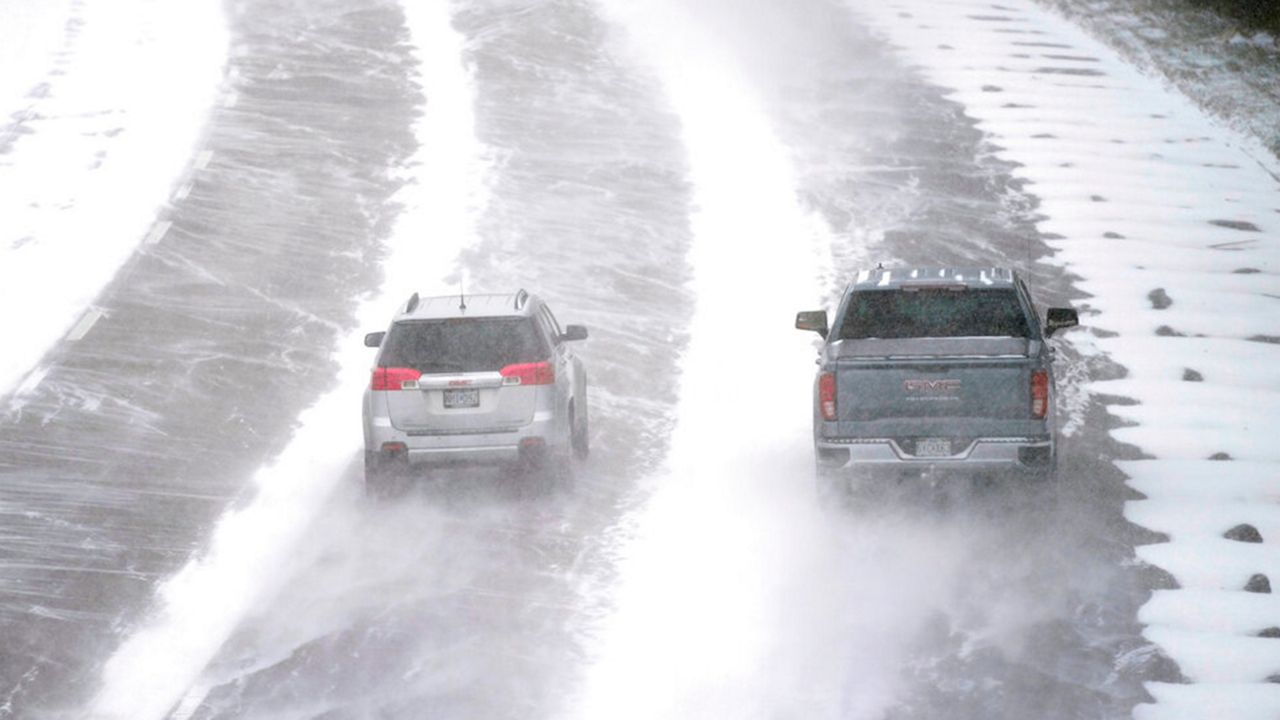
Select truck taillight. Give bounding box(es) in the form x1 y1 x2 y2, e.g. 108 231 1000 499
819 371 837 421
372 367 421 390
501 361 555 386
1031 370 1049 419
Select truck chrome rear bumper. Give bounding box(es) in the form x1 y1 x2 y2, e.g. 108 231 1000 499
817 435 1052 470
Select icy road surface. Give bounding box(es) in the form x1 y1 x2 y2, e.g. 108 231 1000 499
0 0 1276 719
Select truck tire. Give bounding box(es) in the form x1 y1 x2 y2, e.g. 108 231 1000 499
815 464 846 507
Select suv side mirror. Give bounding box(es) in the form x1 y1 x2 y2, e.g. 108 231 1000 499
795 310 828 339
1044 308 1078 338
364 331 385 348
561 325 588 342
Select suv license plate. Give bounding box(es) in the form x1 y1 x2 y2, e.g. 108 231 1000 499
916 438 952 457
443 388 480 409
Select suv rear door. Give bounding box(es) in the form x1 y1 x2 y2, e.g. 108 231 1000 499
378 317 548 432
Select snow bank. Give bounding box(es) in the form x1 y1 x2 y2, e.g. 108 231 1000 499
844 0 1280 715
0 0 229 399
0 0 74 121
84 3 489 717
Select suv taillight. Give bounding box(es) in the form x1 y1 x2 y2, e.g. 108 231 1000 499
501 361 554 386
372 367 421 391
1031 370 1049 419
819 371 837 421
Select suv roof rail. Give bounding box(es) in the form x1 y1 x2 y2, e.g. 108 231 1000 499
514 289 529 310
405 292 420 314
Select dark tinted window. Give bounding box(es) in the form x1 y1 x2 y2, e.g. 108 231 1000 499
838 288 1031 339
381 318 547 372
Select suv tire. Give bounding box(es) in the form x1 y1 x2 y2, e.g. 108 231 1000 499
364 452 405 499
571 401 590 460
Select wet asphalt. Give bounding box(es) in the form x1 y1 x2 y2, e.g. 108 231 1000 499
0 0 1179 718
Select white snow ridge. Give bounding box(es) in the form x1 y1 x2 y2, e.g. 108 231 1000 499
0 0 229 400
846 0 1280 718
84 2 489 717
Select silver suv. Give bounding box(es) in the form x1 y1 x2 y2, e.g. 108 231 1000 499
362 290 589 494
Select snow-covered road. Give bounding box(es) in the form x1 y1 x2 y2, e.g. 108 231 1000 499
0 0 227 399
851 1 1280 716
0 0 1276 718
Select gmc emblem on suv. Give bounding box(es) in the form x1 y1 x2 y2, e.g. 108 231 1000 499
904 379 962 393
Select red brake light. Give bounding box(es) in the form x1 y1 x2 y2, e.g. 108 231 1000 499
1031 370 1049 419
819 371 837 421
372 367 421 391
500 361 554 386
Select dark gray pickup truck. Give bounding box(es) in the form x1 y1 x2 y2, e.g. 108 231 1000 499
796 267 1078 494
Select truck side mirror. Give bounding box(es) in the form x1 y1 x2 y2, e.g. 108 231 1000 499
364 331 385 348
795 310 828 339
1044 308 1078 338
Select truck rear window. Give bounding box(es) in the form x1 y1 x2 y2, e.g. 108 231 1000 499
381 318 546 373
838 288 1031 339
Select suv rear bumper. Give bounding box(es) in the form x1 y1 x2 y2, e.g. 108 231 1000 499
367 412 564 467
816 435 1053 473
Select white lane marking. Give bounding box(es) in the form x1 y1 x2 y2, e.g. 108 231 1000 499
145 220 173 245
67 308 103 342
168 683 211 720
194 150 213 170
222 91 238 108
173 182 193 201
13 366 50 398
7 366 50 412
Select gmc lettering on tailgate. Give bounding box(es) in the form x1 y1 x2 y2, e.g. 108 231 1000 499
903 378 961 401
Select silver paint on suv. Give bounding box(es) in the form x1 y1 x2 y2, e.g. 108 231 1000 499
362 290 588 495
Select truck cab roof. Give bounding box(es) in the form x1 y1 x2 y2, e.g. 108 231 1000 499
848 267 1016 291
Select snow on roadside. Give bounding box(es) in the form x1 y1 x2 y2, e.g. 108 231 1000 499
0 0 228 400
83 4 490 718
1036 0 1280 161
845 0 1280 717
0 0 74 122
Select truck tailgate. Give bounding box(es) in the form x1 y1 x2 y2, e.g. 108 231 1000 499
832 337 1035 422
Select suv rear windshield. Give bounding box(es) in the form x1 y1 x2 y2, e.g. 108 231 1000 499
839 288 1031 339
381 318 547 373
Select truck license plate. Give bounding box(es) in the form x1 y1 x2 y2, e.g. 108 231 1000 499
443 388 480 409
916 438 952 457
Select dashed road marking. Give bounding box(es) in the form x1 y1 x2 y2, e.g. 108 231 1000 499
67 308 103 342
145 220 173 245
222 91 239 109
14 366 49 398
174 182 193 201
195 150 214 170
